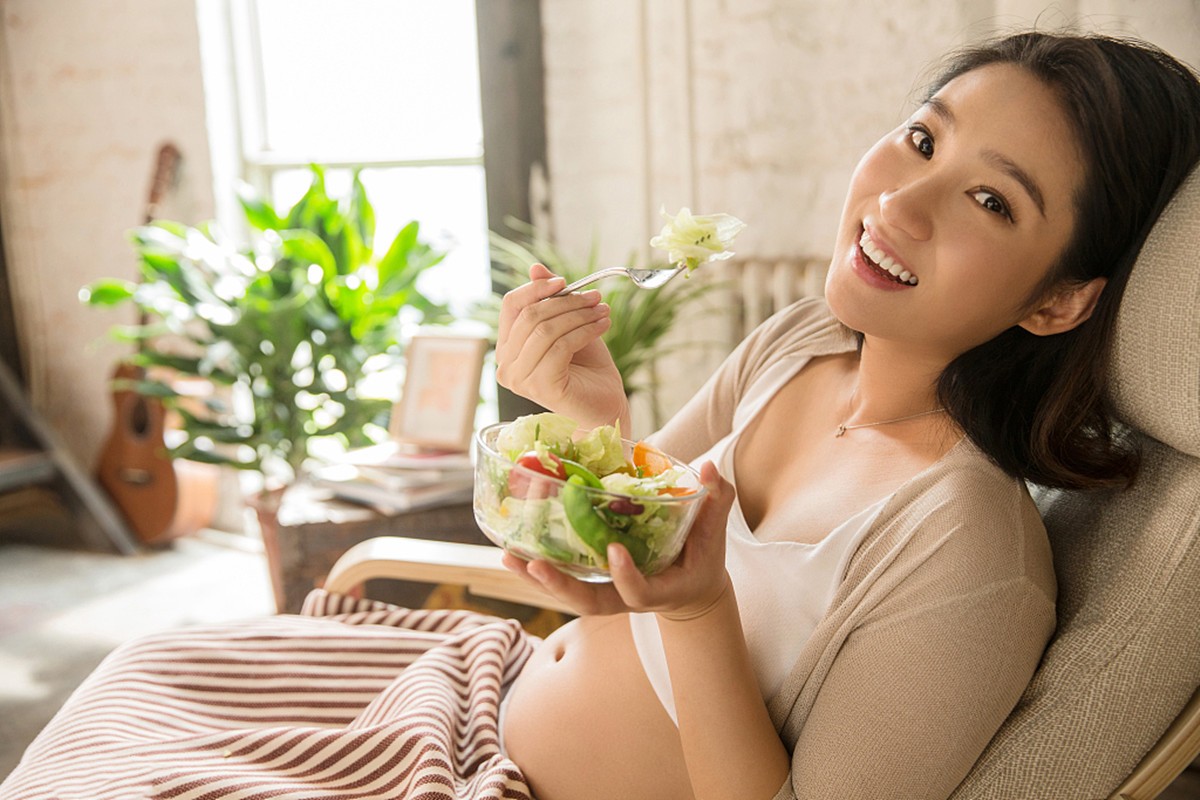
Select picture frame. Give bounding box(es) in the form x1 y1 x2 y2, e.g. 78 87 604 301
390 334 488 451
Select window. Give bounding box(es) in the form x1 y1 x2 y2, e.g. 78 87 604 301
228 0 490 318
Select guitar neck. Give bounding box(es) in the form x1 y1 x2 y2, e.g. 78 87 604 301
135 142 183 352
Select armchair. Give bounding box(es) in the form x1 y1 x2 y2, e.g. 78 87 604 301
323 167 1200 800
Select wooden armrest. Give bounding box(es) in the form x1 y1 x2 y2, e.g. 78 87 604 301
324 536 575 615
1111 686 1200 800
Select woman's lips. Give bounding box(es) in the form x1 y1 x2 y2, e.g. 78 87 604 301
851 232 914 292
859 228 918 285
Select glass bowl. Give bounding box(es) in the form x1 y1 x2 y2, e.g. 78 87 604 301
472 422 707 583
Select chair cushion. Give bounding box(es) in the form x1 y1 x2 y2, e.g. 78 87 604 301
950 438 1200 798
1109 166 1200 457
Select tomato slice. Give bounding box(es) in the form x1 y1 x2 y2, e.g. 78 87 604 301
633 441 672 477
516 451 567 479
507 451 567 499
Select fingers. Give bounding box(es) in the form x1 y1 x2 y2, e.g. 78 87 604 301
498 265 565 342
699 461 735 514
675 462 734 563
497 290 611 392
529 263 556 281
515 556 627 616
607 543 658 607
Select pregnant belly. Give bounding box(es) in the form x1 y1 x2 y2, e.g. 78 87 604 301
503 613 695 800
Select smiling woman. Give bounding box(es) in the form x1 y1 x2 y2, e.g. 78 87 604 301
825 62 1093 394
4 29 1200 800
493 31 1200 800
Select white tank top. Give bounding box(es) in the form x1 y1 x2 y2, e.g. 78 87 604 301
628 361 891 725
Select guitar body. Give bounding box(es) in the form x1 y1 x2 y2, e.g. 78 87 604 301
96 362 179 545
93 141 219 547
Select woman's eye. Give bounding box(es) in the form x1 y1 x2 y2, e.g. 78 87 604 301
908 127 934 159
972 189 1013 220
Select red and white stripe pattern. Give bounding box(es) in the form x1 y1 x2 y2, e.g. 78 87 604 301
1 590 537 800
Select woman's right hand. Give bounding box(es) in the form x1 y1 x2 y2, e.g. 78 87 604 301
496 263 630 431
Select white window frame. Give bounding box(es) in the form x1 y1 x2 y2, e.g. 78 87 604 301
220 0 486 226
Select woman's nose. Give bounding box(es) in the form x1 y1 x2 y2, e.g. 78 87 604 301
878 183 934 242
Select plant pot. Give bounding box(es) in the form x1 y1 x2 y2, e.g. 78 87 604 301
247 485 289 613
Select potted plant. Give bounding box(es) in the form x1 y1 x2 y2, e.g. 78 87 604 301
82 165 452 585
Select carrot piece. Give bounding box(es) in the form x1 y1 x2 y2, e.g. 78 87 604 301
657 486 696 497
633 441 673 477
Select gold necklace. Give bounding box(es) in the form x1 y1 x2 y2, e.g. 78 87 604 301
835 390 947 437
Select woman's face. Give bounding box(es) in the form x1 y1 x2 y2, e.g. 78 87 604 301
824 63 1085 360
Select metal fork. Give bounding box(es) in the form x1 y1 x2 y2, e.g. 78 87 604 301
546 266 684 298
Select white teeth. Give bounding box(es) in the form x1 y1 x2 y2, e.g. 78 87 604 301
859 228 917 286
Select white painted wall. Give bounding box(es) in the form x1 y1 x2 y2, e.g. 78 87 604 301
0 0 214 468
539 0 1200 437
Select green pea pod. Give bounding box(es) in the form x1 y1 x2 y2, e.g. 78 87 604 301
563 475 613 558
608 525 651 568
562 476 651 567
560 458 603 489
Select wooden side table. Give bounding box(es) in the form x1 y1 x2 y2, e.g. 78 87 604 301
263 484 491 613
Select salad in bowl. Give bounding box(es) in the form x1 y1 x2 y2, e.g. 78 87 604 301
473 413 707 582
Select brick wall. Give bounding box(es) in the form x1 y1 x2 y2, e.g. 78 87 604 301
0 0 214 468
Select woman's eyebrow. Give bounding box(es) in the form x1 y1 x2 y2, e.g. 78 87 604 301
922 96 1048 218
982 150 1047 217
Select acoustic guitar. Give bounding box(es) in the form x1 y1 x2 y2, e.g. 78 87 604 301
95 143 184 545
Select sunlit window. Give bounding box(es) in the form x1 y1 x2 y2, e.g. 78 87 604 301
232 0 489 317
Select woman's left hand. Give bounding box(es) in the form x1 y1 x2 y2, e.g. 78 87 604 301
501 461 736 618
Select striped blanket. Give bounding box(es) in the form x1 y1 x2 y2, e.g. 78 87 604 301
1 590 538 800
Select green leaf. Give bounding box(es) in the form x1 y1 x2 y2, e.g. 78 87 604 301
381 247 445 299
349 169 376 256
129 351 238 384
237 183 285 231
279 229 337 278
138 251 184 284
111 377 181 398
81 279 136 307
172 444 257 469
376 221 419 286
285 164 332 231
129 222 188 256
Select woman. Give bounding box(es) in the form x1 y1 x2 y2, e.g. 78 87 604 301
4 31 1199 800
492 31 1200 800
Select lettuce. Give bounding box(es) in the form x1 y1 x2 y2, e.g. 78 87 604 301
497 412 578 460
574 420 626 476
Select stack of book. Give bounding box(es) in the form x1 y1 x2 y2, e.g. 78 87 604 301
311 442 474 514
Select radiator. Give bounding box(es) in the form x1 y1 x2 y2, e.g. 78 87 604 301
730 256 829 342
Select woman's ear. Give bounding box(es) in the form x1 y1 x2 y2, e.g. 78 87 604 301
1018 277 1108 336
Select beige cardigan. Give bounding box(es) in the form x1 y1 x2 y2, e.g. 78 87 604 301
647 299 1057 800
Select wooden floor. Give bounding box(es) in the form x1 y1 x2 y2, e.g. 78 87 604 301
0 535 273 778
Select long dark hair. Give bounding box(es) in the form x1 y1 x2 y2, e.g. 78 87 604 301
926 32 1200 491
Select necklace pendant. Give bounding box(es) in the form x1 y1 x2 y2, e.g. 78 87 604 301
835 424 847 438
